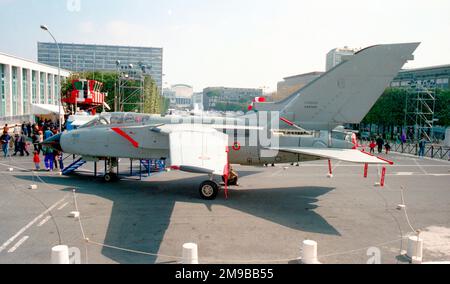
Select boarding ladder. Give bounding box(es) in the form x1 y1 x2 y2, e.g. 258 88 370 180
140 159 166 173
62 158 87 175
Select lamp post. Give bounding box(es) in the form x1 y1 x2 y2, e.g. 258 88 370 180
40 25 62 133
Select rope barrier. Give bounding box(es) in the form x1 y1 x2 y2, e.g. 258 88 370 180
0 159 434 264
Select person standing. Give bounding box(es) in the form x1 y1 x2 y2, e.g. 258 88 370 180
20 133 30 156
3 124 9 134
33 151 41 171
43 146 54 171
44 128 53 140
369 140 377 154
26 123 32 138
21 122 27 137
14 124 21 136
419 136 427 158
376 136 384 154
1 131 11 158
31 131 39 153
38 131 44 155
385 141 392 155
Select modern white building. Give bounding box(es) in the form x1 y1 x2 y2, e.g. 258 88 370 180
0 52 70 124
326 46 360 71
163 84 193 109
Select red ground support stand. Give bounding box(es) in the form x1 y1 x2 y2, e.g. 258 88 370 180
380 167 387 187
328 160 333 176
364 163 369 178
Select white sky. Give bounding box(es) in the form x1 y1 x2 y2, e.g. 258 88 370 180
1 0 449 92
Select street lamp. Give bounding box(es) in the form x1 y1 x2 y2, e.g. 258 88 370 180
40 24 62 133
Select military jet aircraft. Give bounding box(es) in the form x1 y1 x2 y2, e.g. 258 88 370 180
43 43 420 200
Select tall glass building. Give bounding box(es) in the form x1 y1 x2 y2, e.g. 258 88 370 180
37 42 163 94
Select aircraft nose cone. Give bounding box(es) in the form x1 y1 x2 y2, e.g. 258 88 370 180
42 133 63 152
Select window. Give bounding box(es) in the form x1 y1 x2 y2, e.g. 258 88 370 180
48 75 52 104
22 69 28 114
40 72 45 104
12 67 18 116
32 71 37 104
0 64 5 117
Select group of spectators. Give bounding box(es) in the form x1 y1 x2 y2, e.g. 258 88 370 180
0 120 64 171
367 133 429 158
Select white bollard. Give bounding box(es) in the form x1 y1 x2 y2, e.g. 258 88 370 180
397 204 406 211
182 243 199 264
69 211 80 219
407 236 423 264
301 240 320 264
51 245 70 264
29 185 38 190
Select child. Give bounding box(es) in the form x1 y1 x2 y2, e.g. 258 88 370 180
43 146 54 171
385 142 391 155
369 140 377 155
33 151 41 171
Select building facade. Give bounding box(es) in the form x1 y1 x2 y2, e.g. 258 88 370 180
326 46 360 71
37 42 163 94
203 87 263 111
275 72 324 102
0 52 70 124
390 64 450 89
192 92 204 110
163 84 193 109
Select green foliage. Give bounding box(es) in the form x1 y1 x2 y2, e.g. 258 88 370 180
435 89 450 126
362 88 450 127
214 102 247 112
206 91 221 97
62 71 165 114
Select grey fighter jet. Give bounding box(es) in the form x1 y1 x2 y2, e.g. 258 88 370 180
43 43 420 200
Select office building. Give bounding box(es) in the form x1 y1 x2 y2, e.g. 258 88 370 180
163 84 193 109
326 46 360 71
275 72 324 102
37 42 163 93
391 64 450 89
192 92 204 110
0 52 70 124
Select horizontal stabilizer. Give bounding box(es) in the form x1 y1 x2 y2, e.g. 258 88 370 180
269 147 391 164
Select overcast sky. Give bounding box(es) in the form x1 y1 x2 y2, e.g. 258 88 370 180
1 0 449 92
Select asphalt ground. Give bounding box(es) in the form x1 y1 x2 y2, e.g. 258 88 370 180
0 152 449 264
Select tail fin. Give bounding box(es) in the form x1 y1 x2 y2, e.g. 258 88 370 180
255 43 420 130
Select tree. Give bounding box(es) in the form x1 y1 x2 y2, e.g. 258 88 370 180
62 71 166 114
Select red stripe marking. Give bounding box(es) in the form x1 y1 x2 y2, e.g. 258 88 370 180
280 117 295 126
112 128 139 148
360 150 394 165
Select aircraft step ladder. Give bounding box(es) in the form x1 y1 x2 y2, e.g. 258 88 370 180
140 159 166 173
62 158 87 175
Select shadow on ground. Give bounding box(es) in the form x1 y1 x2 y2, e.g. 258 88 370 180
16 172 339 263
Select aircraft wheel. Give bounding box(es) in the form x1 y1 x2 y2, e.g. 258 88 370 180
103 173 117 182
199 181 219 200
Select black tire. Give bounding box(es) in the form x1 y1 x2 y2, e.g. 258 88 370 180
103 173 116 182
199 181 219 200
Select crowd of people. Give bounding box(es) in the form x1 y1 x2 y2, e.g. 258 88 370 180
0 120 64 171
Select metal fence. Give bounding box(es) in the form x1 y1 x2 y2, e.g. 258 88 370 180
392 143 450 161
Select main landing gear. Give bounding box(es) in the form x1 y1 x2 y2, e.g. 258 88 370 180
103 158 119 182
200 168 239 200
199 181 220 200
